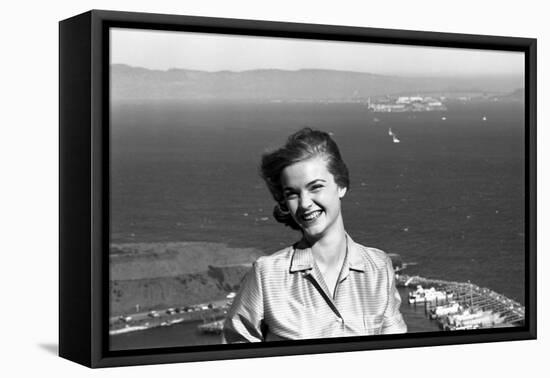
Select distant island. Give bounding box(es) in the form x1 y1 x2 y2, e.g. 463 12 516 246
367 95 447 113
111 64 524 103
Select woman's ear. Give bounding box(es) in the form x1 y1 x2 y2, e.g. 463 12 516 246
338 186 347 199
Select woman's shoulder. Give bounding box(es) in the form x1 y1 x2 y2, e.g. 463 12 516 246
349 239 393 270
253 245 295 273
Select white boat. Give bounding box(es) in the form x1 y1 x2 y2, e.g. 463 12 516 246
430 302 462 319
444 311 505 330
444 323 481 331
408 286 452 304
459 312 505 327
388 128 400 143
445 309 492 326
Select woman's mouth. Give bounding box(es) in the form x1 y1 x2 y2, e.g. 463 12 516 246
301 210 323 222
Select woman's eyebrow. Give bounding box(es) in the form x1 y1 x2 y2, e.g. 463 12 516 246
306 179 327 187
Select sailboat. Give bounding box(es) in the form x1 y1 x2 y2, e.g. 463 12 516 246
389 128 400 143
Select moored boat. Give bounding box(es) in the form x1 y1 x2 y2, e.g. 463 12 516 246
429 301 462 319
408 285 453 304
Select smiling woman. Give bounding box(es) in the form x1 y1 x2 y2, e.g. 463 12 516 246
223 128 407 342
281 157 347 246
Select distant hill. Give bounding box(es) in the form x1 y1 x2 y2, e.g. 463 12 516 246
110 265 251 315
110 241 263 280
109 241 262 315
111 64 524 102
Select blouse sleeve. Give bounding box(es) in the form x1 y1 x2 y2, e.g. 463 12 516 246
222 261 265 343
381 255 408 334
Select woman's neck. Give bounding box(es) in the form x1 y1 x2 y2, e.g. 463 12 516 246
306 222 347 269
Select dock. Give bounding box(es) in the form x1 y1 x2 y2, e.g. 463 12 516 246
397 274 525 330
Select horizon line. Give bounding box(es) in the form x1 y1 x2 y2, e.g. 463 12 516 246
110 63 525 79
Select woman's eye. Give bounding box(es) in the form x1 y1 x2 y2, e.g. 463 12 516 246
285 192 298 199
311 185 324 191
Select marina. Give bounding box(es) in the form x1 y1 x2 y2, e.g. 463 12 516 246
397 274 525 331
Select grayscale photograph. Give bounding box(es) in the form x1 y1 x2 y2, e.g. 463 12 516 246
108 28 525 350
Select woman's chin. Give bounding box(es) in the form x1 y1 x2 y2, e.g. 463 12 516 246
301 224 326 240
300 216 344 242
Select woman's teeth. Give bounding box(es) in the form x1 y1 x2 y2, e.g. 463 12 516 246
302 210 322 221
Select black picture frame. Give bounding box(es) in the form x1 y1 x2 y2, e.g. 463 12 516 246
59 9 536 368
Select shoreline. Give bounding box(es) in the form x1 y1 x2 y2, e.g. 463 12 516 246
110 274 525 337
109 298 230 336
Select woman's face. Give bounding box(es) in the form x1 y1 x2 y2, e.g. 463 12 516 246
281 156 347 241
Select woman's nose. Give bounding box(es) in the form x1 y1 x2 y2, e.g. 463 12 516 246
299 193 313 209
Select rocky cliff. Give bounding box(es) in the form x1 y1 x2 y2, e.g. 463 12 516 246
109 242 261 315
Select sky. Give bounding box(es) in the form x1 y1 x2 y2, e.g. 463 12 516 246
110 27 524 77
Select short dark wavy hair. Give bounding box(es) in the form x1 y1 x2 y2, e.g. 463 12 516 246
260 127 350 230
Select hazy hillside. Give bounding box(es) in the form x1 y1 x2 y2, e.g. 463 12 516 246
111 64 524 102
109 242 262 315
110 265 251 315
110 241 263 280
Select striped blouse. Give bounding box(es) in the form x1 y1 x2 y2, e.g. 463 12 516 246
223 234 407 342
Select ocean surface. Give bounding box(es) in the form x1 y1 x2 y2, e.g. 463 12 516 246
110 100 526 306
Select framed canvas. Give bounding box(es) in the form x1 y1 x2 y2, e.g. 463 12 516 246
59 9 536 368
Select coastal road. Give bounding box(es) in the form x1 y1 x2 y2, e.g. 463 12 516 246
110 299 230 330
